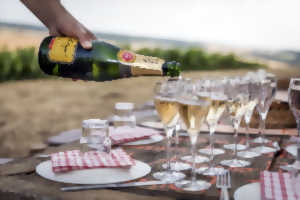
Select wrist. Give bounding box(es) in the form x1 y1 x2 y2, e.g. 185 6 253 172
43 0 67 29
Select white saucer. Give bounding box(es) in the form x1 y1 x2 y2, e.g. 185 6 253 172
36 160 151 185
48 129 81 145
122 134 164 146
234 182 261 200
285 144 297 157
139 121 164 130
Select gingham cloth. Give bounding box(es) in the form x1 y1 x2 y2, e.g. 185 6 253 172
260 171 299 200
110 126 160 145
51 148 135 173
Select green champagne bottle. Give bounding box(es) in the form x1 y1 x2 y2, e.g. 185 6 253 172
38 36 181 81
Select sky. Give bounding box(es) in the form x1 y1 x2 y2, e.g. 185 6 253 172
0 0 300 50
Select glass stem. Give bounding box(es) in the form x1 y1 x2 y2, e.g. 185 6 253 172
297 120 300 147
191 142 197 183
209 126 215 168
174 124 180 165
245 122 250 148
165 127 174 173
260 118 266 148
234 127 238 161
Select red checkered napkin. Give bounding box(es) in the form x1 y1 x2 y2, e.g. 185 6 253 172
51 148 135 173
109 126 160 145
260 171 299 200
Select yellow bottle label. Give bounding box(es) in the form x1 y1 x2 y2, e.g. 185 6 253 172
48 37 78 63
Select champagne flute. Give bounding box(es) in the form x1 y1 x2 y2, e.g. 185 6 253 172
162 78 192 171
180 80 210 164
238 78 261 158
175 80 212 191
197 79 226 175
284 78 300 170
152 79 185 183
221 78 251 168
252 73 277 154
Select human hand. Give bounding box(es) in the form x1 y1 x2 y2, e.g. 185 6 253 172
21 0 96 49
47 11 96 49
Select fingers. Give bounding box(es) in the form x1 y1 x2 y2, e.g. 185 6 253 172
48 27 62 36
77 26 96 49
87 29 97 40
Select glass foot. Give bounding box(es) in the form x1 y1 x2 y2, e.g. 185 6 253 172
174 179 211 191
199 148 225 156
238 150 261 158
252 137 270 144
251 146 276 154
280 161 300 171
162 162 191 171
152 171 185 183
178 131 189 137
181 155 209 163
220 159 250 168
196 166 225 176
224 144 247 151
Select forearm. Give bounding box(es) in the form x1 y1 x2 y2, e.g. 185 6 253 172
20 0 68 29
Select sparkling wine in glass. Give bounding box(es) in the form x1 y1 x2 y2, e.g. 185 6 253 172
152 80 185 183
175 82 212 191
197 81 227 176
162 78 192 171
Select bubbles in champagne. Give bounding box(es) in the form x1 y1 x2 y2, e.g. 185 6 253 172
177 100 210 144
226 101 248 123
154 96 179 127
244 100 258 123
206 99 227 127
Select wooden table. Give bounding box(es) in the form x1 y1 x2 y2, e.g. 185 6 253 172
0 130 295 200
0 96 296 200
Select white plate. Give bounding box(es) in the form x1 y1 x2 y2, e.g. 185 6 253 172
36 160 151 185
139 121 164 130
234 182 261 200
48 129 81 145
286 144 297 157
122 134 164 146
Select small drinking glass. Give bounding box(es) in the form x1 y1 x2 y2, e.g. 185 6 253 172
87 119 111 153
113 102 136 128
80 119 90 153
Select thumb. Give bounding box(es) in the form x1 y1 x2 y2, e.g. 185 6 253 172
79 37 92 49
77 28 93 49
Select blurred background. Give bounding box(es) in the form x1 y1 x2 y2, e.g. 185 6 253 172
0 0 299 157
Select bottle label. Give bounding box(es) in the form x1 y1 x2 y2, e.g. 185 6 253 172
130 54 164 76
48 37 78 63
117 50 136 63
118 50 164 76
